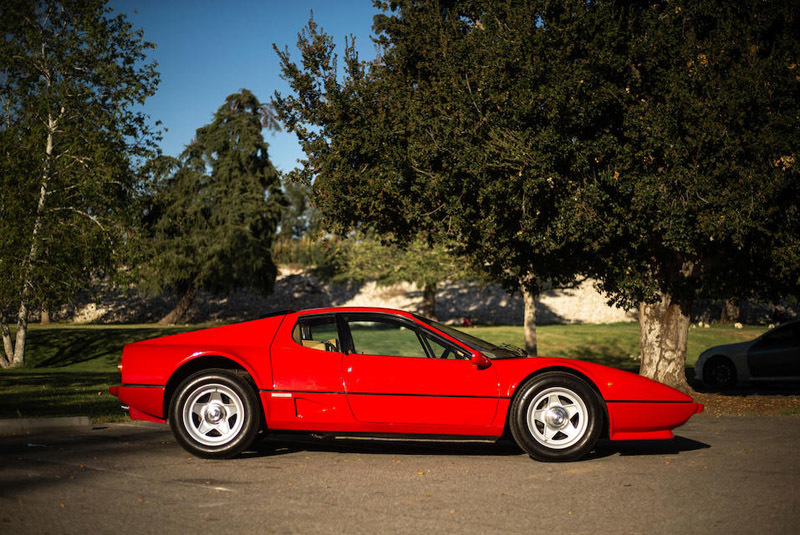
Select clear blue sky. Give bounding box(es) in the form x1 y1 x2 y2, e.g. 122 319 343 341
111 0 379 174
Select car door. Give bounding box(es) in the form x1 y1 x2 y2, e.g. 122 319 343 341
340 313 499 426
747 322 800 378
268 313 352 428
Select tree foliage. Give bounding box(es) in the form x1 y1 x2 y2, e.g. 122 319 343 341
0 0 159 367
278 180 320 239
273 1 800 390
336 233 478 320
140 90 284 324
272 6 587 356
273 6 583 290
563 1 800 390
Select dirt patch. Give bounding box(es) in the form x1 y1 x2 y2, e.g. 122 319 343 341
693 391 800 417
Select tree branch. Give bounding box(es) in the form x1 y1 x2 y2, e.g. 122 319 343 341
50 207 107 232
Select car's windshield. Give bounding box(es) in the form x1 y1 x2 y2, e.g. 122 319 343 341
413 314 526 359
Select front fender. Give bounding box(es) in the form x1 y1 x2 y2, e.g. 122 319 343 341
500 357 694 402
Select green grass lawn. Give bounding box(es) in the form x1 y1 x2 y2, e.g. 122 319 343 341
0 324 209 422
0 321 768 421
470 322 767 371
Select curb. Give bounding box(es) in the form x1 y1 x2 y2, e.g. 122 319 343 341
0 416 92 435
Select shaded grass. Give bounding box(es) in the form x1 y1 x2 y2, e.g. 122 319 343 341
0 322 770 421
1 324 211 421
22 323 212 370
0 371 123 421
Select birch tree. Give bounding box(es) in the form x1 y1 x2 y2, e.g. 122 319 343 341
0 0 159 368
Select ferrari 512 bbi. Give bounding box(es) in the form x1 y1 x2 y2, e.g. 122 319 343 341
109 307 703 461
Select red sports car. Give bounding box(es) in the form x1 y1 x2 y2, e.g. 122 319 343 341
109 307 703 461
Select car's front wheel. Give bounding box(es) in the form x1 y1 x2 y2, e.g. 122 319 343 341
509 372 603 462
169 369 260 458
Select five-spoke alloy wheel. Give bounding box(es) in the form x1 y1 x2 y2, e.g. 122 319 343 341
510 372 603 461
170 369 260 458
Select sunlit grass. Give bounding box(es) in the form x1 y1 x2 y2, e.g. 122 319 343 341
465 323 767 371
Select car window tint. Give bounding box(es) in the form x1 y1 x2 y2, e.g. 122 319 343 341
348 320 427 358
783 323 800 342
292 316 340 352
763 322 800 344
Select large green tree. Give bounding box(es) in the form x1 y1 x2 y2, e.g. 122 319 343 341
274 1 800 391
273 8 585 356
577 0 800 390
141 90 284 324
481 0 800 390
0 0 159 368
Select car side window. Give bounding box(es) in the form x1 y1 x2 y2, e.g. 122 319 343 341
761 323 800 345
347 319 427 358
423 333 471 360
292 316 340 352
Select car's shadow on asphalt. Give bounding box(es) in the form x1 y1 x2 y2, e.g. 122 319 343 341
246 434 525 458
588 435 710 459
243 433 710 461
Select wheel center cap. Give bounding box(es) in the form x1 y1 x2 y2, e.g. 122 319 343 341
205 404 225 424
546 407 569 428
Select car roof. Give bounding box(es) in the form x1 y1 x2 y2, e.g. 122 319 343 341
294 306 416 319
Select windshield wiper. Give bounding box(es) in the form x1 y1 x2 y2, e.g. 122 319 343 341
500 343 527 357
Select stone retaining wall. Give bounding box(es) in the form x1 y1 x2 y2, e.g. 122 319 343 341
57 267 795 325
61 268 635 325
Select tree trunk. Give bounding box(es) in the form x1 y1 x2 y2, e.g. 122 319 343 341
421 283 437 321
0 318 13 369
638 292 693 393
719 298 740 324
522 285 538 356
13 302 29 366
40 306 51 325
158 287 198 325
10 111 58 368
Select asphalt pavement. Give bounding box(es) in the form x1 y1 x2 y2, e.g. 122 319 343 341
1 414 798 534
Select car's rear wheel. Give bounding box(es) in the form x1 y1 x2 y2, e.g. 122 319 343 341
704 357 736 389
169 369 260 458
510 372 603 462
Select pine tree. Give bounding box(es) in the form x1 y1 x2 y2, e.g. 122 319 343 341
142 90 285 324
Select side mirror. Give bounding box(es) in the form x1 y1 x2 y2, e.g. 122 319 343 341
471 352 491 370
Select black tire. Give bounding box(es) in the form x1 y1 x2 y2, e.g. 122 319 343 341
169 369 260 458
509 372 603 462
703 357 737 389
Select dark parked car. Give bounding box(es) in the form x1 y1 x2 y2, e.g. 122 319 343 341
695 321 800 388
